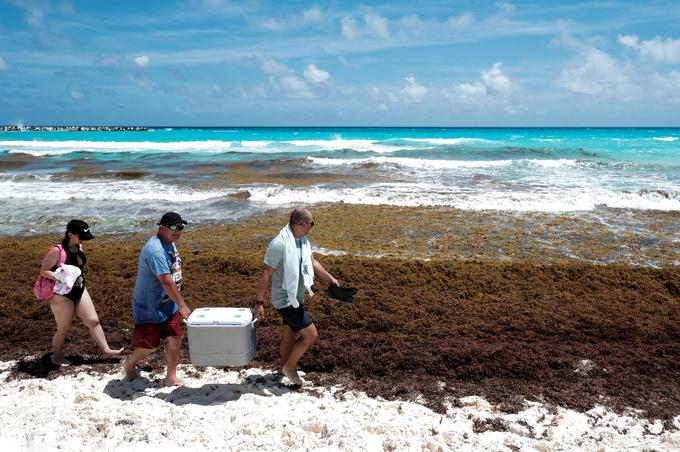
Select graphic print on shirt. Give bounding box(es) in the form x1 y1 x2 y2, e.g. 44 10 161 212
169 243 182 291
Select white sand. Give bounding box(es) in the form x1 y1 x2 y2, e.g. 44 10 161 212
1 360 679 452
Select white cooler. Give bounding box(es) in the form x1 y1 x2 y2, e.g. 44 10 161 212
186 307 256 367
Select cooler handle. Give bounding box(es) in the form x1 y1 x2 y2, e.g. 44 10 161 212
250 307 259 327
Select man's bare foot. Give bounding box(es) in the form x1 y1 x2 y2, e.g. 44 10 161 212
281 366 303 385
165 376 185 387
123 358 141 382
103 347 124 359
50 354 71 366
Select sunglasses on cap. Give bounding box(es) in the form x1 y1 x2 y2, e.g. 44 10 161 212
163 223 185 231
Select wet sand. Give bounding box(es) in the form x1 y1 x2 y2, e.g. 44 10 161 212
2 204 680 424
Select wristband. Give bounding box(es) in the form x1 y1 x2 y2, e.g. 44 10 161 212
253 300 264 306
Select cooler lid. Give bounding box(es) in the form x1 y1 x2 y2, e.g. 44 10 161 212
187 307 253 326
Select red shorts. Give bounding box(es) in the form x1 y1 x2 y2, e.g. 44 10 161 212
131 311 184 349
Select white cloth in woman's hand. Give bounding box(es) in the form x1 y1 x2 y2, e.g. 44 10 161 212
53 264 82 295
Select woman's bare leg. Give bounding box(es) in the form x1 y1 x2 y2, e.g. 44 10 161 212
75 288 123 357
49 295 75 364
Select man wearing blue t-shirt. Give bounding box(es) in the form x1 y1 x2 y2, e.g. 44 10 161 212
124 212 191 386
255 208 339 385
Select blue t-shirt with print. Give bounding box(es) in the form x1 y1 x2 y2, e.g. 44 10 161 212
132 236 182 324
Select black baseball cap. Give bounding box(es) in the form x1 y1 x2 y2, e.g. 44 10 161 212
157 212 188 227
66 219 95 240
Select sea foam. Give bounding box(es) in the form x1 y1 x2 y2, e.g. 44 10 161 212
306 156 513 169
2 140 234 155
245 183 680 212
286 139 397 153
1 165 676 214
0 178 232 202
400 137 495 145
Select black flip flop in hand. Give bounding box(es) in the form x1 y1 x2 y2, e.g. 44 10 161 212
327 284 358 302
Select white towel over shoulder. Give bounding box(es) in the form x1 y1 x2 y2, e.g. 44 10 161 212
53 264 82 295
278 225 314 308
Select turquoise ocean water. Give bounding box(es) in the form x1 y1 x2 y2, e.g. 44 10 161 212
0 127 679 236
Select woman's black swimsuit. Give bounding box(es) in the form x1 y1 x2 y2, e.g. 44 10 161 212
52 248 87 302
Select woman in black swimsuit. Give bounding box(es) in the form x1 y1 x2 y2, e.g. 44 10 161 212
38 220 123 365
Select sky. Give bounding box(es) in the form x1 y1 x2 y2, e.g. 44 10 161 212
1 0 680 127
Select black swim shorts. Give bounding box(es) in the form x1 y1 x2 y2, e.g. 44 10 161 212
277 303 314 332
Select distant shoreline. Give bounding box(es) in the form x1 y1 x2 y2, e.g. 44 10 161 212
0 125 148 131
2 125 679 130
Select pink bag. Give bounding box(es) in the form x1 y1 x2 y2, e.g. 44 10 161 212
33 244 67 300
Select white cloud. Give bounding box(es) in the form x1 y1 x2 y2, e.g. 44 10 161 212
618 34 680 64
134 55 150 67
95 53 157 91
558 48 634 97
449 12 474 28
365 13 390 39
211 84 223 95
453 81 487 100
261 59 286 74
127 71 155 91
97 55 122 69
303 5 323 22
304 64 330 83
260 59 312 98
233 85 268 99
26 7 45 27
447 62 516 103
255 17 287 32
0 56 9 71
488 2 519 30
341 13 390 40
400 75 427 103
651 71 680 103
398 15 425 37
495 2 516 15
338 56 351 67
57 2 75 15
618 35 639 48
341 16 361 39
233 86 247 98
481 62 512 95
256 5 323 32
280 75 312 98
201 0 224 7
69 89 84 100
